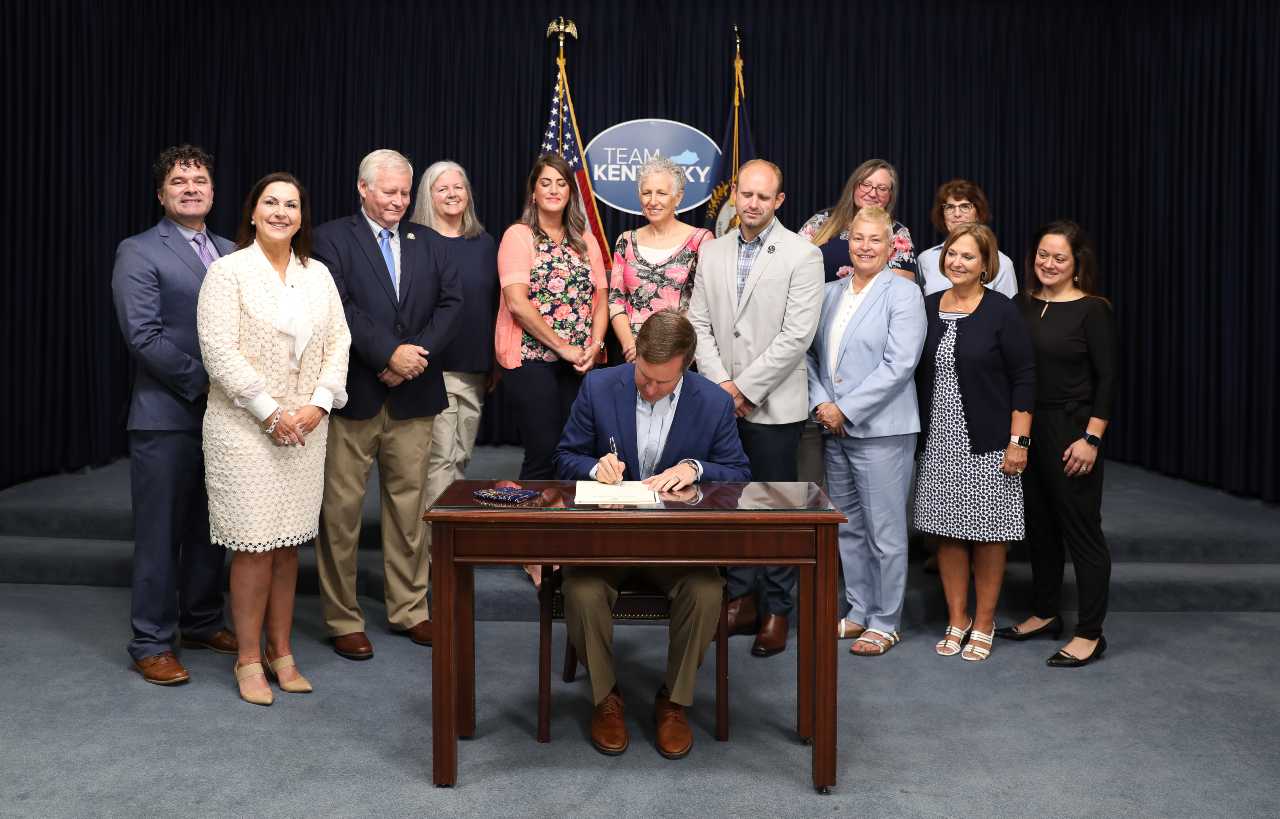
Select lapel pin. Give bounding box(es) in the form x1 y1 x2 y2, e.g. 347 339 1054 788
406 232 415 240
767 245 776 254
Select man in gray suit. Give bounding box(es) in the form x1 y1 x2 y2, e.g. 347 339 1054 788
111 145 237 685
687 159 824 657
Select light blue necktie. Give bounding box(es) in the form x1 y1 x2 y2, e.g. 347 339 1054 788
378 228 397 295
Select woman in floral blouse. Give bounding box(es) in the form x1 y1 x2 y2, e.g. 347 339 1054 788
495 153 608 482
798 158 917 283
607 157 713 361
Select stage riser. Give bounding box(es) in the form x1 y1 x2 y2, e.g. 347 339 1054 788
4 537 1278 618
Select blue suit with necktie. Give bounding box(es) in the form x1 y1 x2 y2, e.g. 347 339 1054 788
551 362 750 709
112 217 235 661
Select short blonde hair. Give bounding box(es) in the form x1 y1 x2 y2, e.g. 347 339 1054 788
847 206 893 240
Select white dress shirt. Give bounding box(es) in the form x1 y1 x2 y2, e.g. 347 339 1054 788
826 270 883 383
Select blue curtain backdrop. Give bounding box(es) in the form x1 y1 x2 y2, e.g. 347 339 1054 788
2 0 1276 501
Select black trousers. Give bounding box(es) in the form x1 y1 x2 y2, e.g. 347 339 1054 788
128 430 227 660
726 419 805 615
504 360 583 480
1023 407 1111 639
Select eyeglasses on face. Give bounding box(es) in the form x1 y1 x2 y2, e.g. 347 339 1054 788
942 202 975 215
857 181 892 196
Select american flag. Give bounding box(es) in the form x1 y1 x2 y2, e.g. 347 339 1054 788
540 62 611 271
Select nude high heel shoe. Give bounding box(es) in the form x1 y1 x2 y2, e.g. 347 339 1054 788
265 655 314 693
234 662 274 706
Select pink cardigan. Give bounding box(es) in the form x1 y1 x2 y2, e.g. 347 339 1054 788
494 223 606 370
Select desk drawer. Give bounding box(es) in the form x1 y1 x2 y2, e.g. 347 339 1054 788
448 525 817 563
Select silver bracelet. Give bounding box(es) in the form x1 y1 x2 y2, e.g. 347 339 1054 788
264 410 282 436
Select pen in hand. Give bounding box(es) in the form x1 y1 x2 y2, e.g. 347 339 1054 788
599 436 624 485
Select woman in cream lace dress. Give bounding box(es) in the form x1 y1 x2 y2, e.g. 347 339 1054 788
197 172 350 705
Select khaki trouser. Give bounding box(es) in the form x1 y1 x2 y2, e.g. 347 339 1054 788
562 566 723 707
317 403 434 636
423 372 487 542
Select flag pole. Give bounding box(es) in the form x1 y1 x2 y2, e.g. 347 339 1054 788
546 17 578 155
732 24 744 187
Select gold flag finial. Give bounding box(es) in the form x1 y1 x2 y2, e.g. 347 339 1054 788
546 17 578 65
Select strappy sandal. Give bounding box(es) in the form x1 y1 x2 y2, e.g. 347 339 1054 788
850 629 900 656
935 619 973 657
961 628 994 662
234 661 273 706
837 618 866 640
264 654 313 693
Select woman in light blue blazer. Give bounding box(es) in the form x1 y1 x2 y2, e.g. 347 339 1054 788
806 207 927 656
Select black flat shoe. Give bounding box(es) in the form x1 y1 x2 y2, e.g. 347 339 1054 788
995 617 1063 641
1046 636 1107 668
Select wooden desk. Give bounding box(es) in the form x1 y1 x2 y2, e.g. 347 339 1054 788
425 480 846 793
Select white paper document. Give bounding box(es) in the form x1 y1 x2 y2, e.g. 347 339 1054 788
574 480 660 505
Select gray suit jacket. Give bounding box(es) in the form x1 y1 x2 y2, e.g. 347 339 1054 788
806 270 926 438
112 218 236 431
687 219 824 425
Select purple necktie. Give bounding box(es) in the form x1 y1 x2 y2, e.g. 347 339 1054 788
192 233 216 268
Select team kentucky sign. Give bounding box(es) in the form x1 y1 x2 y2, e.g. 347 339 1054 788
583 119 721 215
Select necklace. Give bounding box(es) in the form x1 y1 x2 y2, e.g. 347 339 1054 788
944 288 984 314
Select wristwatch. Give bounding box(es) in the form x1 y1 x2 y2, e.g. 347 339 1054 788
1009 435 1031 448
1083 432 1102 447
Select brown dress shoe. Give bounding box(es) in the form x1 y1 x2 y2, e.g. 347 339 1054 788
134 651 190 685
725 594 759 636
654 688 692 759
591 689 629 755
396 620 432 646
181 629 238 655
751 613 789 657
332 632 374 661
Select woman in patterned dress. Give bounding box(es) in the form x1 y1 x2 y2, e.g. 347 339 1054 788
798 158 918 283
197 173 351 704
912 224 1034 662
494 154 608 586
607 156 713 361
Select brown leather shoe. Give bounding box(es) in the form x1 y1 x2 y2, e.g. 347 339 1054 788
395 620 432 646
590 689 629 755
133 651 190 685
332 632 374 661
654 687 692 759
181 629 238 655
725 594 759 636
751 613 789 657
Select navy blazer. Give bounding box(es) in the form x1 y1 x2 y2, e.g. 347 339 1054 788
312 214 463 420
916 290 1035 454
112 218 236 431
553 363 752 483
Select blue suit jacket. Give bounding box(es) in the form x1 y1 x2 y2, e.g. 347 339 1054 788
805 269 927 438
553 364 752 482
112 218 236 431
312 214 463 420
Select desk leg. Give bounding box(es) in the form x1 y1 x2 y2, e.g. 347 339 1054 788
432 524 457 786
797 564 814 743
458 565 475 738
813 523 839 793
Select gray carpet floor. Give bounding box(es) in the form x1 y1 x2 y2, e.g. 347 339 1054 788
2 584 1278 818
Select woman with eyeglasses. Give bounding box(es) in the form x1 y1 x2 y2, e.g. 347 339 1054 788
798 159 918 283
999 220 1117 668
918 179 1018 298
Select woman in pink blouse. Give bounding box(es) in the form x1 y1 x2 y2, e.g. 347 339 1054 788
607 156 713 362
495 153 608 483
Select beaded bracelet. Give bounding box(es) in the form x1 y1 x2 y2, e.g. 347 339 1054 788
264 409 282 436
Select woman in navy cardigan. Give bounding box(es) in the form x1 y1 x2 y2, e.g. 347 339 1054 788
912 224 1034 662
